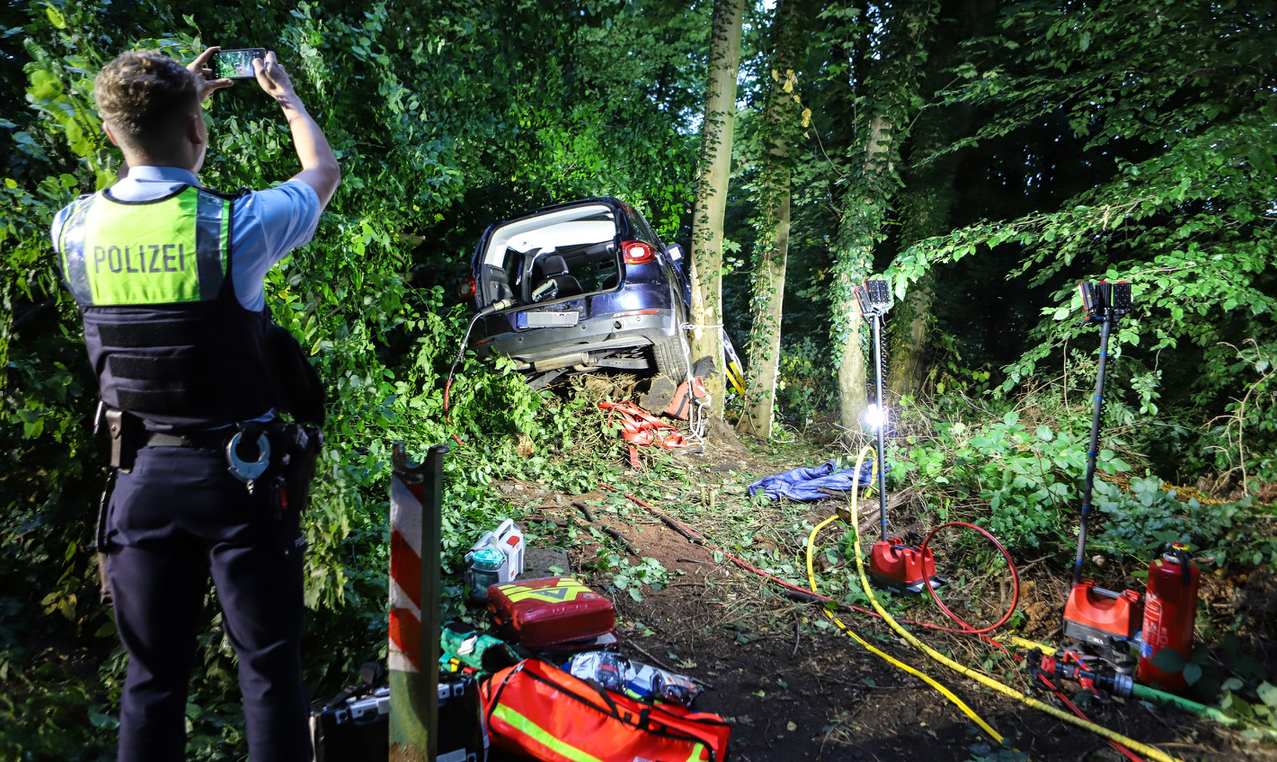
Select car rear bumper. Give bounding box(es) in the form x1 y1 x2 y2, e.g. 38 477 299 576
470 308 680 371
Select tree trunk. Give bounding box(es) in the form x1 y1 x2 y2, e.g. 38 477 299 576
828 0 939 439
740 0 804 440
834 113 892 437
887 274 936 395
689 0 745 420
741 184 790 438
888 0 982 397
888 118 953 396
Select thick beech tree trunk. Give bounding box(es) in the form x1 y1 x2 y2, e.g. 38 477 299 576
888 118 953 397
888 274 936 395
740 0 804 439
689 0 745 420
741 189 790 438
830 0 939 439
835 114 892 436
889 0 987 396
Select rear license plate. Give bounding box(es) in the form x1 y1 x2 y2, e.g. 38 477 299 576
517 311 579 329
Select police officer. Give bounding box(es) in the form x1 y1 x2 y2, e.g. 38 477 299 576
51 46 340 762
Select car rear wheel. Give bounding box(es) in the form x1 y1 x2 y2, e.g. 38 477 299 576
652 335 691 382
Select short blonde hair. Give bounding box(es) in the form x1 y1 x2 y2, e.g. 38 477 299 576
93 50 198 147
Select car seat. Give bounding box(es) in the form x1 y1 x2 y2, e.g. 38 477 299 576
531 254 583 302
485 265 516 303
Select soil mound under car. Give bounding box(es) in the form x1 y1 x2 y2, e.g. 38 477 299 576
466 197 694 390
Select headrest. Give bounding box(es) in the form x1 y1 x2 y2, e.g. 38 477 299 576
534 254 569 278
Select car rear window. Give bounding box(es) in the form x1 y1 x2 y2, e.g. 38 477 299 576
480 203 624 304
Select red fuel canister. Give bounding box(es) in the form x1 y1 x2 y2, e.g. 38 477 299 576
1137 543 1200 691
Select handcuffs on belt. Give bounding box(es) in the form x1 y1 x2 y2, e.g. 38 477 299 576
226 429 271 491
98 405 320 501
227 422 323 510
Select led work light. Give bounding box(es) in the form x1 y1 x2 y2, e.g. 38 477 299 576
856 277 945 595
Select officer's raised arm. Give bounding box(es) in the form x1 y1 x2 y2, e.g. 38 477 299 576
252 50 341 209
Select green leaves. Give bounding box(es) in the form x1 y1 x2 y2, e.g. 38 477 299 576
1096 477 1272 570
875 0 1277 484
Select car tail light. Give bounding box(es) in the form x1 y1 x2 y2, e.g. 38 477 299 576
621 240 655 264
458 276 476 300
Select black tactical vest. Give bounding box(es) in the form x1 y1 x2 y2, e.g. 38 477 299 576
56 185 278 431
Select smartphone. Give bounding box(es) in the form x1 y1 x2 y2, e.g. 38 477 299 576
212 48 266 80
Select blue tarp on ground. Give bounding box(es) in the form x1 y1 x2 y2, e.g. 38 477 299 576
747 460 883 502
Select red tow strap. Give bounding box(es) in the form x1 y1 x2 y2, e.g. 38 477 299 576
598 400 691 451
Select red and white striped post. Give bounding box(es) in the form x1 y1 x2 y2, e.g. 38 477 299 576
389 442 445 762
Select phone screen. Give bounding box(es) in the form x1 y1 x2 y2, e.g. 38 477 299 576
213 49 265 79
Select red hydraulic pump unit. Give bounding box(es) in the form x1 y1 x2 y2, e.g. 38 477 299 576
868 537 938 594
1062 280 1142 671
1138 543 1201 691
854 279 944 595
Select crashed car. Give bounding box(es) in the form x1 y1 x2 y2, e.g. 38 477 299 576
465 197 693 388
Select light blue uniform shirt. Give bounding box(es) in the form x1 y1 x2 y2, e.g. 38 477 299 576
51 165 322 312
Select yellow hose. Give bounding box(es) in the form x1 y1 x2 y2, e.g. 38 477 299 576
829 445 1184 762
806 512 1007 744
1004 636 1057 656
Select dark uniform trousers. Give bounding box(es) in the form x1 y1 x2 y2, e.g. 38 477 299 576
106 442 310 762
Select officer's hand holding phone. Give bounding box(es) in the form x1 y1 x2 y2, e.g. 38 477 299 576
186 46 235 102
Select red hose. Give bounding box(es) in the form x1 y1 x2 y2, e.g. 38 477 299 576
917 521 1020 635
1041 672 1145 762
600 484 1004 631
914 524 1141 762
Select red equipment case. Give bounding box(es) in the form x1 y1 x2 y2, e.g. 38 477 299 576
1062 579 1143 648
481 659 730 762
487 576 615 648
868 538 939 593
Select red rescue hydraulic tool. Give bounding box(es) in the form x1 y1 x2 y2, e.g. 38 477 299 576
1031 650 1135 699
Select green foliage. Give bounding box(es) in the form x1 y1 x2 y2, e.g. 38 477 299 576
0 670 116 762
2 0 709 756
602 555 670 603
774 336 837 429
1095 478 1276 572
891 390 1277 575
3 0 1275 756
892 400 1129 551
884 0 1277 478
1206 339 1277 485
1146 634 1277 737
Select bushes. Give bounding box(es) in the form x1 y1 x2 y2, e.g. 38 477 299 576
889 396 1128 552
774 337 837 430
889 392 1276 574
1095 477 1275 572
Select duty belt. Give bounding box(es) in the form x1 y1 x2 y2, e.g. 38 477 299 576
145 429 233 449
144 427 272 488
100 406 319 505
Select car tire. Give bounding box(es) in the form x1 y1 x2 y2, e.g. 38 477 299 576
652 335 691 382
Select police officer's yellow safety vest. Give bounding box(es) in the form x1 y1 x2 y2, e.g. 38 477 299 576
57 185 278 430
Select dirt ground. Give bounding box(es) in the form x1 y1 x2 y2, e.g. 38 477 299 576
478 425 1277 762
